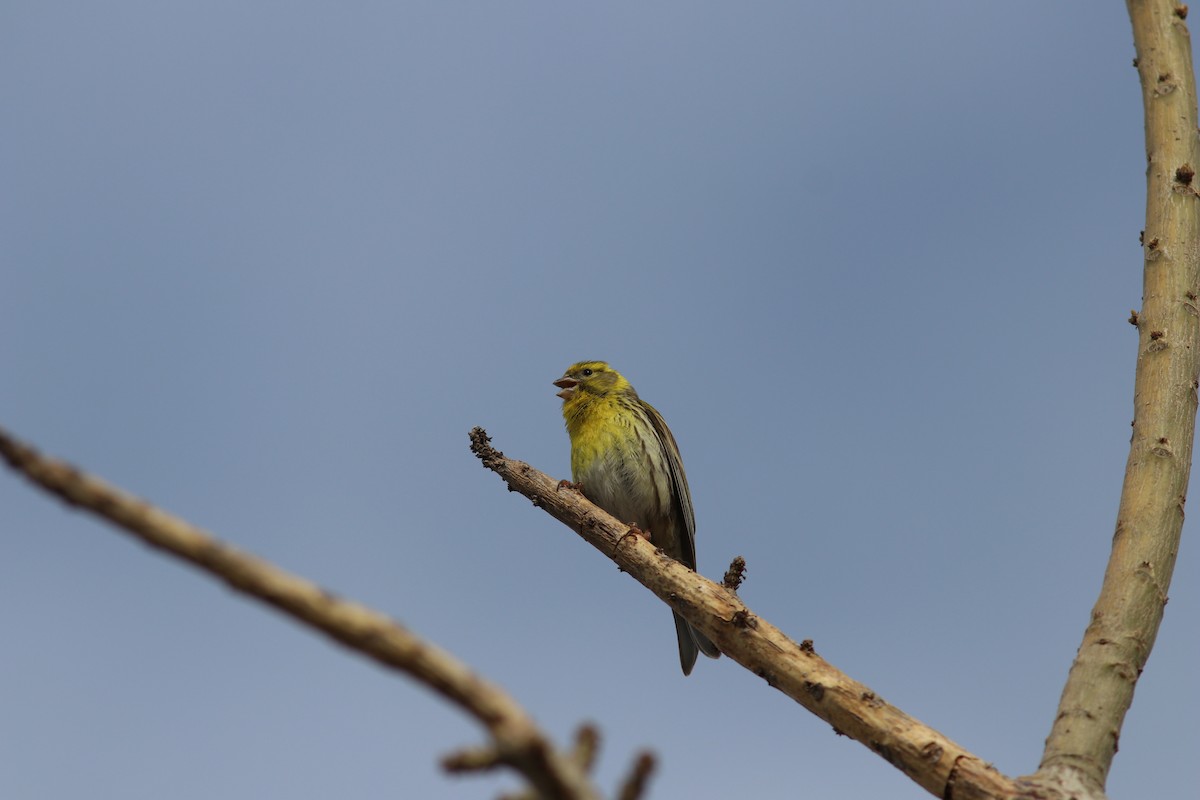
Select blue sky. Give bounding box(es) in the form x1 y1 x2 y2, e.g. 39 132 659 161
2 3 1196 798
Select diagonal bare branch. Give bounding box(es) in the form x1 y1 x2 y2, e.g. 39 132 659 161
0 426 601 800
469 428 1019 800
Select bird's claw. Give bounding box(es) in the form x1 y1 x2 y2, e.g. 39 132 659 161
617 523 650 548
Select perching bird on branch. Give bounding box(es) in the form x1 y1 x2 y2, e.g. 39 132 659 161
554 361 721 675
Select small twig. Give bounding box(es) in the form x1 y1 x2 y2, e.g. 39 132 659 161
722 556 748 592
570 725 600 773
442 746 504 774
614 752 656 800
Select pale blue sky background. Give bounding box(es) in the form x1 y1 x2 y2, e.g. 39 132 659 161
2 3 1196 798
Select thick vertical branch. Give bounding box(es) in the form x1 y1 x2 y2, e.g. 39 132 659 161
1038 1 1200 792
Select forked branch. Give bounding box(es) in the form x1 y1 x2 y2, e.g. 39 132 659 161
0 427 607 800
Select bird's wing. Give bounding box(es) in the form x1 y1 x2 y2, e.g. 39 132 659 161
642 401 698 570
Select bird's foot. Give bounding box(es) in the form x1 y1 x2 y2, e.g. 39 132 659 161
617 523 650 548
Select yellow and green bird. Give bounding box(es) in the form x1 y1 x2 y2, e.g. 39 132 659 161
553 360 721 675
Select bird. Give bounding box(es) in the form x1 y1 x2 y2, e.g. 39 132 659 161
553 360 720 675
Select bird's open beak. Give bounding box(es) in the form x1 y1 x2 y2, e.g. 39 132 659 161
553 376 578 400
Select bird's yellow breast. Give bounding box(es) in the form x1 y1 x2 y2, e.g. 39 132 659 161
562 392 672 530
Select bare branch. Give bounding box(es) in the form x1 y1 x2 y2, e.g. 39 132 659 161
469 428 1020 800
1036 2 1200 792
0 427 601 800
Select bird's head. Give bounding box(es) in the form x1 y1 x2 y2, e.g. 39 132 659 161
553 361 633 401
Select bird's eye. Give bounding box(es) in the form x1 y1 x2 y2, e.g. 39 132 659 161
581 368 593 376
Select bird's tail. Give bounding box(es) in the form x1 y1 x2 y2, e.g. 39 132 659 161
673 612 721 676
